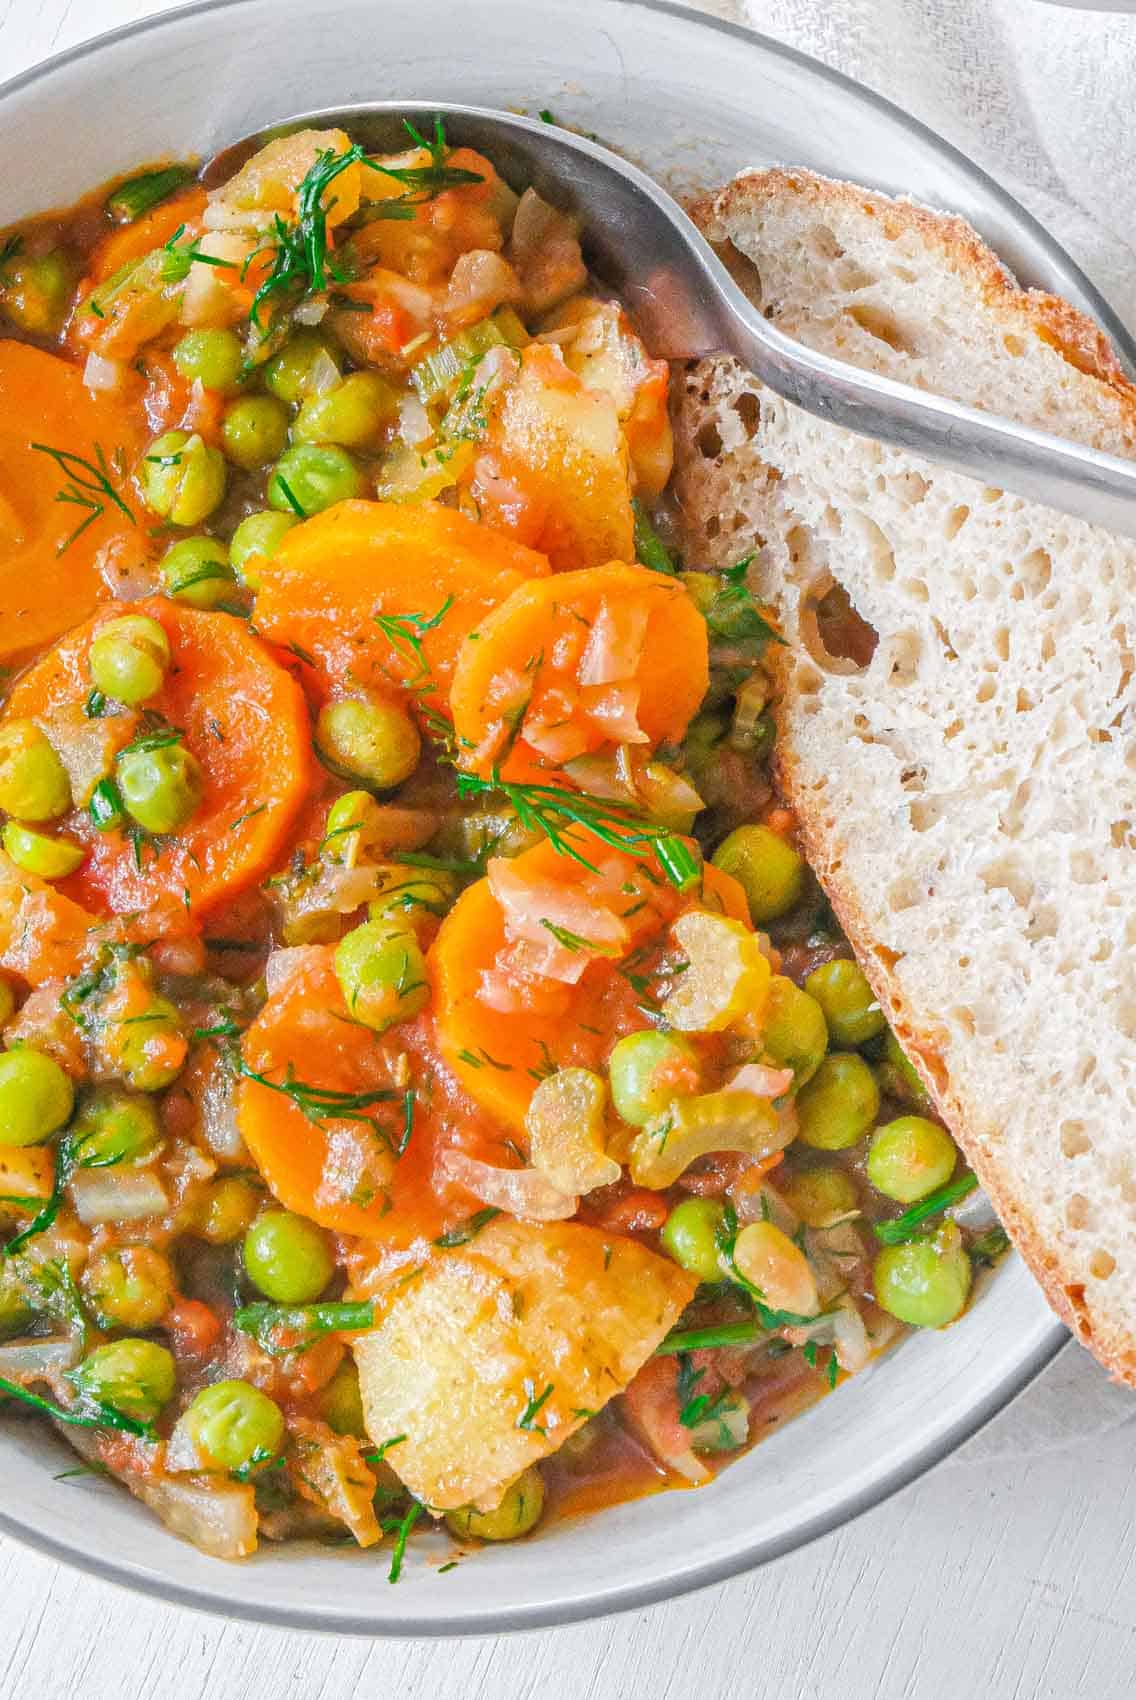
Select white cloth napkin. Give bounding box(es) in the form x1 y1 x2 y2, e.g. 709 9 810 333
730 0 1136 331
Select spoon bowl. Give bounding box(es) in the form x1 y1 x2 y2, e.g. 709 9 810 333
211 100 1136 539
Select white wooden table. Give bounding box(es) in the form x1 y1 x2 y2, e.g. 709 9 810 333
4 4 1136 1696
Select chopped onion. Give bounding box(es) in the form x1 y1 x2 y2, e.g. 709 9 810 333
446 249 520 318
0 1336 80 1380
832 1300 871 1374
398 394 432 446
578 598 648 687
488 857 629 958
293 296 329 326
579 682 648 743
200 1060 245 1160
70 1167 169 1225
82 352 122 394
727 1062 795 1100
437 1149 577 1221
137 1476 258 1560
266 945 328 998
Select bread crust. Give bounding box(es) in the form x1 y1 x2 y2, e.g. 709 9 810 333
680 167 1136 1384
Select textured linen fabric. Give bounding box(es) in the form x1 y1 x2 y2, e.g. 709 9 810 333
735 0 1136 330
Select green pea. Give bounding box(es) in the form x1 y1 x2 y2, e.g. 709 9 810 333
221 396 290 471
315 697 420 791
795 1052 879 1150
0 978 15 1028
779 1165 859 1227
228 510 297 589
2 823 84 879
89 614 170 706
264 331 341 404
867 1115 957 1203
445 1466 545 1542
182 1378 285 1470
0 718 71 821
70 1090 163 1165
117 741 203 835
268 443 364 517
0 250 76 336
83 1246 175 1329
197 1175 260 1245
608 1030 700 1127
873 1223 973 1327
243 1209 334 1304
172 328 244 393
0 1048 73 1147
158 535 237 608
111 995 184 1092
876 1030 932 1110
660 1197 726 1282
69 1337 176 1423
140 430 226 526
762 975 828 1088
712 824 805 924
0 1261 34 1340
804 959 886 1048
320 1359 367 1438
294 371 398 448
334 919 429 1034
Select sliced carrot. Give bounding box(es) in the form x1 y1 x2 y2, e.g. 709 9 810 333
449 562 709 779
0 851 102 986
252 499 550 719
430 838 681 1132
88 186 208 284
464 344 635 570
0 343 147 664
3 600 312 927
238 947 498 1245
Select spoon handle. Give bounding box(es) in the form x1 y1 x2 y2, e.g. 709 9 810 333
710 266 1136 541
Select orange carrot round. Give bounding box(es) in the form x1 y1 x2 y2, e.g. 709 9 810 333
0 343 148 665
3 600 312 926
252 499 551 724
449 561 709 779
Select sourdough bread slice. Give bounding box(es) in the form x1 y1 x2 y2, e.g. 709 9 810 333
672 168 1136 1381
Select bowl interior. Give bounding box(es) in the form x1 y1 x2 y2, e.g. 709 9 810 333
0 0 1075 1635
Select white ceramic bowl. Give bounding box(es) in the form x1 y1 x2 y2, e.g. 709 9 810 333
0 0 1096 1636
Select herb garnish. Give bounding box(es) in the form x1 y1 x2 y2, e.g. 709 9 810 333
233 1299 374 1356
703 555 784 650
655 1320 766 1356
632 499 679 577
364 1434 407 1467
30 442 135 555
374 596 454 685
516 1379 554 1434
873 1172 978 1246
384 1499 423 1583
454 770 699 890
367 116 484 197
234 1059 400 1138
0 1373 154 1438
433 1206 500 1248
248 145 370 329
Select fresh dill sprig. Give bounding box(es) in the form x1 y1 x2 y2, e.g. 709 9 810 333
30 442 135 555
374 595 454 684
366 116 484 196
384 1499 423 1584
433 1206 500 1248
160 222 238 283
234 1058 400 1137
516 1379 554 1435
0 1373 154 1439
632 499 679 577
453 770 699 890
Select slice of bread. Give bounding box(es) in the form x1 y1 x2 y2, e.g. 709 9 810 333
672 167 1136 1381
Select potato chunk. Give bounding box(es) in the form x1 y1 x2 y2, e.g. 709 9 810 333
352 1217 694 1511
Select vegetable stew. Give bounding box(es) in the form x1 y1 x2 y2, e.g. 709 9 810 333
0 118 1006 1569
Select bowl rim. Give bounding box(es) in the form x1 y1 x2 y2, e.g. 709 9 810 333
0 0 1075 1636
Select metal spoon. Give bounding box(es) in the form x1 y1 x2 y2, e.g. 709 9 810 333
209 101 1136 539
